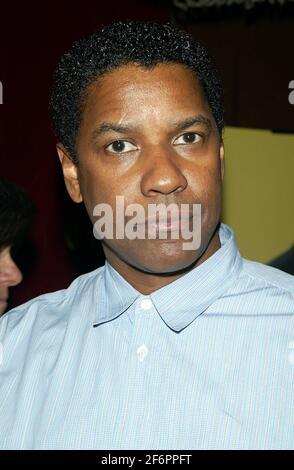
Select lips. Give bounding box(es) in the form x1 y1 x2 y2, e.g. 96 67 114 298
139 212 193 231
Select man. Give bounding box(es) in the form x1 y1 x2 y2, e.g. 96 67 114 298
0 21 293 450
0 180 34 316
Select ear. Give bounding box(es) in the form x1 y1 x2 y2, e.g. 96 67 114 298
219 142 225 182
56 144 83 203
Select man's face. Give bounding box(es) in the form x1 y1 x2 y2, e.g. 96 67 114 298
58 63 224 274
0 246 23 315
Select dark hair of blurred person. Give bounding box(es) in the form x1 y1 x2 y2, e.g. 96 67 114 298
268 245 294 276
0 180 35 316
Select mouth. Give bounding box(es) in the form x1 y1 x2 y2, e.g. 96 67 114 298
139 213 193 232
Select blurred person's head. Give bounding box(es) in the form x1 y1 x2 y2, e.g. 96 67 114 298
0 181 35 315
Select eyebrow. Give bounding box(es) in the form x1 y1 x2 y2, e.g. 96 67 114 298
91 123 134 141
90 114 212 141
172 114 212 132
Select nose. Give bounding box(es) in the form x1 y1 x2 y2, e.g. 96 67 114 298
0 248 23 289
140 145 188 197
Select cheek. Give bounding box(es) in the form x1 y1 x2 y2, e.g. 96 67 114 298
79 174 134 229
190 160 221 201
188 163 222 231
78 164 111 214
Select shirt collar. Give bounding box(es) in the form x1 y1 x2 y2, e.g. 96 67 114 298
92 223 243 332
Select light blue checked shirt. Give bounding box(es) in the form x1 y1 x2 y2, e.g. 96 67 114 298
0 223 294 450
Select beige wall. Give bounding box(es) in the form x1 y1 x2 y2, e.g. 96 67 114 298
221 127 294 263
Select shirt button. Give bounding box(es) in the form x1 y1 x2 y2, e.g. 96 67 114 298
137 344 149 362
140 298 153 310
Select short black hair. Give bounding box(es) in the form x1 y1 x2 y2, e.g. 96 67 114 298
0 180 35 251
50 20 224 163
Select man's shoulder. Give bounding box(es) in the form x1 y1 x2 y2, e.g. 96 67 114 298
218 257 294 316
0 265 105 339
241 257 294 295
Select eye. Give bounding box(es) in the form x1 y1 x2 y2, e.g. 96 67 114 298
173 132 202 145
105 140 137 154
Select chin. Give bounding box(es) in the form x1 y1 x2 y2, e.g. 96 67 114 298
131 243 203 275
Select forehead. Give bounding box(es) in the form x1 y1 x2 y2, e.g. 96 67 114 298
82 63 212 127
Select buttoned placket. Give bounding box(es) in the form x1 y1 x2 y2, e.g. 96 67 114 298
133 296 154 363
